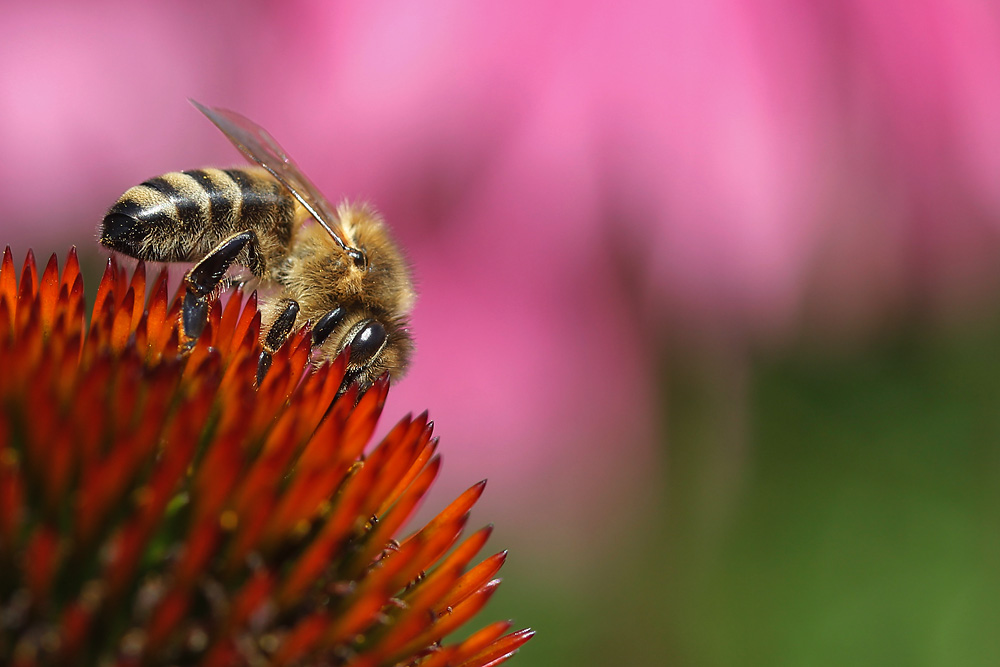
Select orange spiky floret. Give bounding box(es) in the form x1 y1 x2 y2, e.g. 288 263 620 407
0 247 531 666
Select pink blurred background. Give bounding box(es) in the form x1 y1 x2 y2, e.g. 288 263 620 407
3 2 1000 661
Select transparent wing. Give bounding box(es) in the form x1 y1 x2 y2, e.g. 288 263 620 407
190 99 356 256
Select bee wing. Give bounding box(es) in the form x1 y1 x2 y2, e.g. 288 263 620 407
190 99 356 255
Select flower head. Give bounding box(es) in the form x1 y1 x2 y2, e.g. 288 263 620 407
0 247 532 665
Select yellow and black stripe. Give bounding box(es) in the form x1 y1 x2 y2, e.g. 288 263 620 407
100 167 295 275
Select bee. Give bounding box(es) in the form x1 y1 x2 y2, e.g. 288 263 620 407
99 100 415 389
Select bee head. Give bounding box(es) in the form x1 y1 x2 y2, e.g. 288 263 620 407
290 202 415 392
312 307 413 392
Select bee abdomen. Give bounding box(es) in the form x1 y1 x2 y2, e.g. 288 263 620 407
100 167 295 265
101 170 214 261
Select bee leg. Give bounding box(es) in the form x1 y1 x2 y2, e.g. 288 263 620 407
182 230 260 345
257 299 300 385
312 307 357 395
311 307 345 347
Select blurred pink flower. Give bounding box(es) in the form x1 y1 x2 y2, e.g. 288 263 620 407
3 1 1000 559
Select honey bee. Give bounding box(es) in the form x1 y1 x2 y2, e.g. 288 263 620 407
99 100 414 389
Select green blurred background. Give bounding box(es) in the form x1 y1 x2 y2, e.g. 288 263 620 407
493 321 1000 665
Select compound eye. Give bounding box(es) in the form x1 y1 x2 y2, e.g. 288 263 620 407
349 321 387 365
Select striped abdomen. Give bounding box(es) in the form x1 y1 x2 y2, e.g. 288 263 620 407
100 167 296 275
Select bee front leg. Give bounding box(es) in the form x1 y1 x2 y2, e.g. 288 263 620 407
182 229 262 345
311 307 345 347
257 299 299 385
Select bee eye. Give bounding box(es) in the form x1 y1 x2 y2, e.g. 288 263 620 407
349 321 387 365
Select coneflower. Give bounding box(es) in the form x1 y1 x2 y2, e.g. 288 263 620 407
0 247 532 666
